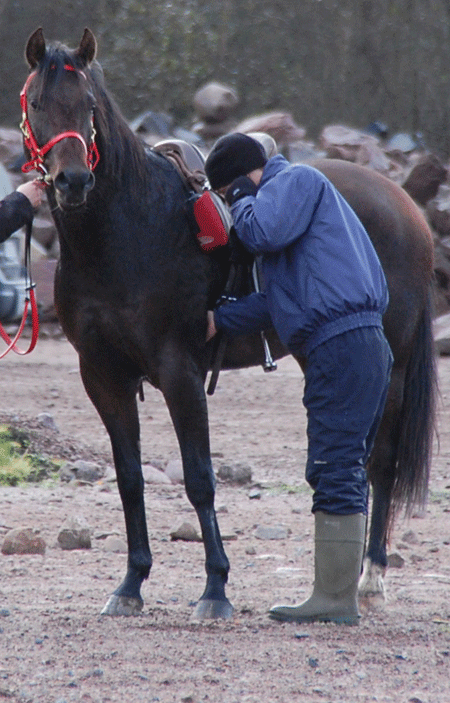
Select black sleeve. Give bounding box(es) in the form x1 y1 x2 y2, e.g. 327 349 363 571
0 191 34 243
225 176 258 206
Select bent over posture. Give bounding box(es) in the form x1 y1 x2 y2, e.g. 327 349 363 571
205 133 393 625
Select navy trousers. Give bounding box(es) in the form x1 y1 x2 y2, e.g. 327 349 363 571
297 326 393 515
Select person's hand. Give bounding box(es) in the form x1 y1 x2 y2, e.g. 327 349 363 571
206 310 217 341
225 176 258 206
16 180 44 209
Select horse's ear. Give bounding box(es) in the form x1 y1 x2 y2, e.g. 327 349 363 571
25 27 46 68
75 28 97 67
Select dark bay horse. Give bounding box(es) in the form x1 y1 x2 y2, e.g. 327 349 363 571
22 27 436 617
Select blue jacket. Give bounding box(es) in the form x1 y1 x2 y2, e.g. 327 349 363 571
215 155 389 356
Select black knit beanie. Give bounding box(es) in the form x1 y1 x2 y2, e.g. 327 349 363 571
205 133 268 190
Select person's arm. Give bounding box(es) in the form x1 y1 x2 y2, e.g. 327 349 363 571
230 167 325 254
211 291 272 338
0 181 43 243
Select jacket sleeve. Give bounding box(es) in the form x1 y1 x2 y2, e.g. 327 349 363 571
0 191 34 243
214 292 273 336
231 166 324 254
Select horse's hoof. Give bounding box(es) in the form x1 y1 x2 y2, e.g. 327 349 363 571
190 598 234 621
358 559 386 605
100 594 143 616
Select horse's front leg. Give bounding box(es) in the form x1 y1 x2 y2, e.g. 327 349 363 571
160 350 233 620
79 361 151 616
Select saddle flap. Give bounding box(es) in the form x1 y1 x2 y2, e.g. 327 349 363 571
193 191 232 251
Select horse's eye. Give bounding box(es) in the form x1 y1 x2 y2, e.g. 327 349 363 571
30 99 39 110
86 91 96 110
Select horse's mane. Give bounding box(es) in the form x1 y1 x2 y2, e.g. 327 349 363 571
35 43 148 187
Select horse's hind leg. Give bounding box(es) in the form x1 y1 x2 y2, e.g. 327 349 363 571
160 350 232 620
359 481 390 603
79 361 151 616
359 367 404 604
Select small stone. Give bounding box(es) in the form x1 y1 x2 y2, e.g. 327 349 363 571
103 466 117 483
401 529 419 545
410 554 424 564
1 527 46 555
248 488 261 499
164 457 184 484
217 462 252 485
170 522 202 542
387 552 405 568
254 524 289 540
57 517 91 550
94 530 120 541
59 460 104 484
102 536 127 553
180 693 196 703
36 412 59 432
142 464 171 485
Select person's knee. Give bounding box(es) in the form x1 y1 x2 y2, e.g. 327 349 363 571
308 463 368 514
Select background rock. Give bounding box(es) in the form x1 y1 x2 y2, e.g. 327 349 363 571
57 516 91 550
1 526 46 555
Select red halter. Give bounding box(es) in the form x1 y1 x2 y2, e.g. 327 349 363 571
20 64 100 176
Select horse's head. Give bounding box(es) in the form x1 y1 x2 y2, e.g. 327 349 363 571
22 28 99 210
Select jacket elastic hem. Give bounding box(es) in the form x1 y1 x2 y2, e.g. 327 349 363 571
289 311 384 357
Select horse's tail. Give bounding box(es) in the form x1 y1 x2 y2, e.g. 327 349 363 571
390 286 438 527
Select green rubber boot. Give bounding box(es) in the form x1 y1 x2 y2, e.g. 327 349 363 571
269 511 366 625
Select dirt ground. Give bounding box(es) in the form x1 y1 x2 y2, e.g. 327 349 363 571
0 326 449 703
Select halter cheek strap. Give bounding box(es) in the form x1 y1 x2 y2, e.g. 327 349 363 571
20 65 100 176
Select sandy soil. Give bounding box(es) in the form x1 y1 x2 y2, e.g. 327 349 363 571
0 326 449 703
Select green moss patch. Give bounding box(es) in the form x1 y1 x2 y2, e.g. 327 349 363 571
0 425 61 486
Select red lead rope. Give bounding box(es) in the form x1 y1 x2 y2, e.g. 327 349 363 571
0 217 39 358
0 285 39 359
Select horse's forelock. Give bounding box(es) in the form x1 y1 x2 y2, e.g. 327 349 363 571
33 44 84 102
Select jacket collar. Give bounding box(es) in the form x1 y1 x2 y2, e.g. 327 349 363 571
260 154 290 186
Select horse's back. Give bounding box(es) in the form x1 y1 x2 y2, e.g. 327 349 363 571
312 158 433 274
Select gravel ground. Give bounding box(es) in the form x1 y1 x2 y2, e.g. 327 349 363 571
0 331 449 703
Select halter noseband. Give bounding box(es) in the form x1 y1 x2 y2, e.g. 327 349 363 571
20 64 100 177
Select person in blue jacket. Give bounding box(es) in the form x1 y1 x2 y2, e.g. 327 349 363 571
205 133 393 625
0 180 43 243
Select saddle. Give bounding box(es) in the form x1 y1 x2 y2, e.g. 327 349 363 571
153 139 207 194
153 139 232 251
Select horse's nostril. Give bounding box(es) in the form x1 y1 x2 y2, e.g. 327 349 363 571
54 172 70 193
54 169 95 198
86 171 95 192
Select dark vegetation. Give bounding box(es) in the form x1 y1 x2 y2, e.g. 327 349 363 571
0 1 449 154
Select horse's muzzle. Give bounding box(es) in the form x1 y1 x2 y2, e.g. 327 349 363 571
54 168 95 209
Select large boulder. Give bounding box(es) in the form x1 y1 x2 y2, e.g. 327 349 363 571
193 82 239 124
1 526 46 555
319 124 390 173
236 111 305 147
402 154 448 207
